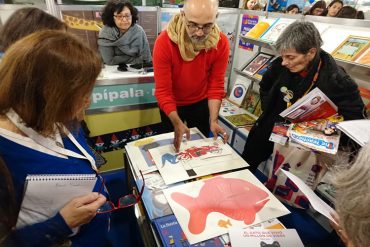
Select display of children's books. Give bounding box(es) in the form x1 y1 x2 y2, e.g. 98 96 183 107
242 53 273 76
153 214 226 247
331 35 370 62
355 47 370 66
287 115 343 154
259 18 295 44
224 113 257 127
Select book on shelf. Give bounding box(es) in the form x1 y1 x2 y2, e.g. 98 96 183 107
153 214 226 247
336 119 370 147
243 89 261 116
253 59 273 80
242 53 273 76
259 18 295 44
244 21 270 39
227 78 252 107
279 87 338 123
355 46 370 66
224 113 257 127
229 228 304 247
331 35 370 62
287 115 343 155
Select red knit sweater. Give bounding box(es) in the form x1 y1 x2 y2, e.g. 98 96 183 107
153 31 230 115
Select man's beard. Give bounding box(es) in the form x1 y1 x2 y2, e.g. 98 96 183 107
189 34 209 44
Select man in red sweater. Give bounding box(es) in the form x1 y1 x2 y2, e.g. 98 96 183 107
153 0 230 151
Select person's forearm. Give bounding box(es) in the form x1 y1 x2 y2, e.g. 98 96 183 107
168 111 182 127
208 99 222 124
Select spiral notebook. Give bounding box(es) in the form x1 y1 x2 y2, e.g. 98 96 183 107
16 174 97 229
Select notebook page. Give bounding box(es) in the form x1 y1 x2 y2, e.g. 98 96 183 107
16 174 97 229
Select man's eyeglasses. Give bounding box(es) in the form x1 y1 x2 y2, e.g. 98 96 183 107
183 15 214 34
114 14 132 20
97 170 144 214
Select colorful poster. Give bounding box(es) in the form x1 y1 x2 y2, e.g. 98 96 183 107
238 15 259 51
149 138 248 185
163 169 290 244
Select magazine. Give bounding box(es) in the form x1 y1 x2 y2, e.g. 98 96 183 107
279 87 338 123
331 35 370 61
242 53 273 76
229 229 304 247
224 113 257 127
287 116 343 154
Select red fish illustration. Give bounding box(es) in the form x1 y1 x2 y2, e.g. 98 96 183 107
171 176 270 234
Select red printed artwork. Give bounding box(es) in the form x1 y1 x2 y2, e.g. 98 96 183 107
170 176 270 234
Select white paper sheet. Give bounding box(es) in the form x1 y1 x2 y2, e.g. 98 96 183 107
163 169 290 244
149 138 248 185
281 169 335 222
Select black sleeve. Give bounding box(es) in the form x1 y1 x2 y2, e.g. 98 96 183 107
259 58 282 112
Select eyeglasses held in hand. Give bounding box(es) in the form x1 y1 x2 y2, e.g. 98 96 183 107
97 170 144 214
114 14 132 20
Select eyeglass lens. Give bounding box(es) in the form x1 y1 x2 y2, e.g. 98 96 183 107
114 15 131 20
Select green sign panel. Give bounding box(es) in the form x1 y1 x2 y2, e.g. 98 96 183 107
89 83 157 110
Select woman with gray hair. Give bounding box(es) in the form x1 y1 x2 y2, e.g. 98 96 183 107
332 142 370 247
242 21 364 172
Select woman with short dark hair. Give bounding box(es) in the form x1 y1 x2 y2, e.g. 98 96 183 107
98 0 152 66
305 0 326 16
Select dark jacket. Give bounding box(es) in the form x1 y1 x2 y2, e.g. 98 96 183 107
242 49 365 170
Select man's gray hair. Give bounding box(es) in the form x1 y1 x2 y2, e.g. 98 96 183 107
334 142 370 247
275 21 323 54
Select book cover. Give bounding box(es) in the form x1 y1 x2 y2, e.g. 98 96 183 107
331 35 370 61
259 18 295 44
279 88 338 123
242 53 273 76
228 78 252 106
287 116 343 154
245 21 270 40
224 113 257 127
153 215 225 247
355 47 370 66
136 172 175 220
243 90 261 115
229 229 304 247
253 59 273 80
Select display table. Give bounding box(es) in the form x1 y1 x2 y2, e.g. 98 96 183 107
123 130 293 247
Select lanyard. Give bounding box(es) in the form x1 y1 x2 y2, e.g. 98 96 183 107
6 109 97 171
286 59 322 108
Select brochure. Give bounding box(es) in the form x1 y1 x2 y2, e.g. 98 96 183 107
229 229 304 247
279 87 337 123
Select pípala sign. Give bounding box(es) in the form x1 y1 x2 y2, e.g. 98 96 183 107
88 82 157 113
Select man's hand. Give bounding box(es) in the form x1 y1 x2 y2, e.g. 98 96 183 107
210 120 228 143
60 192 106 229
168 111 190 152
